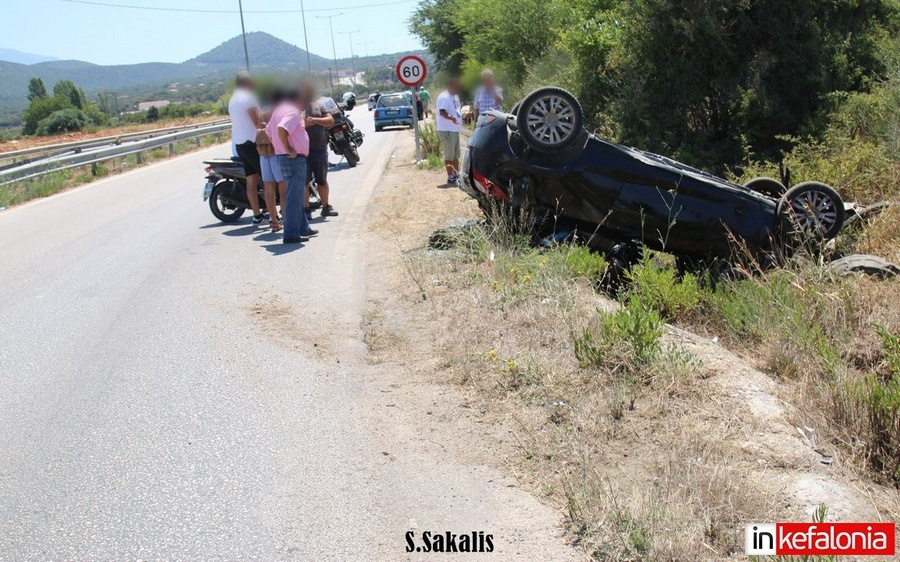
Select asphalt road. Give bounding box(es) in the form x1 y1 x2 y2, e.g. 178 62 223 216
0 108 579 561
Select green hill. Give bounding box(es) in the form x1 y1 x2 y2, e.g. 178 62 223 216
188 32 330 69
0 32 429 126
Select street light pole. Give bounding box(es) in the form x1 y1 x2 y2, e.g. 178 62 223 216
299 0 312 72
237 0 250 70
360 41 376 59
338 30 361 84
315 13 343 97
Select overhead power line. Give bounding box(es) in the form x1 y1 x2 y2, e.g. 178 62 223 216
55 0 416 14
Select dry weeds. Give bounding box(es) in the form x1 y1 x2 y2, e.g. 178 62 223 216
365 137 899 560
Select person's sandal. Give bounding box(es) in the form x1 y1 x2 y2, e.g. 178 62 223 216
271 223 282 233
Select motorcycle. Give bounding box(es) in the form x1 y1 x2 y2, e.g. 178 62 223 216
322 96 364 168
203 158 321 223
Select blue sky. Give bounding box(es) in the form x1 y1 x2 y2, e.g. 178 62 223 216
4 0 423 65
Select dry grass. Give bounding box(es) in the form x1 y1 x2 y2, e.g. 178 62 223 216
368 139 899 560
854 206 900 264
371 160 785 559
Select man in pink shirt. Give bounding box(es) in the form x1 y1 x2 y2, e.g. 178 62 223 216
266 88 317 244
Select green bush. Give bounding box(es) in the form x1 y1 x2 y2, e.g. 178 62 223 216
575 294 665 370
564 246 607 281
575 295 665 419
83 104 109 127
626 254 701 320
705 273 838 374
37 108 89 135
22 96 71 135
842 326 900 483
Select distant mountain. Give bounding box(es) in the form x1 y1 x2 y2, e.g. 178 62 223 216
188 32 330 69
0 48 59 65
0 32 429 124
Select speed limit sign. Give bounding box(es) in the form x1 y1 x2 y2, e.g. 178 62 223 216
396 55 427 87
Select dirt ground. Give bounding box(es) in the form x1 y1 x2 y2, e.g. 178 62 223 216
0 116 221 153
362 132 900 560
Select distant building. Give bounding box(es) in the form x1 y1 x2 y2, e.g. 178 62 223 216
138 100 171 111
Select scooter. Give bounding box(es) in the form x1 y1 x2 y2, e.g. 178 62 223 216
203 158 320 223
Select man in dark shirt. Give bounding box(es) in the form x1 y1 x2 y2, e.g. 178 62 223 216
302 82 339 219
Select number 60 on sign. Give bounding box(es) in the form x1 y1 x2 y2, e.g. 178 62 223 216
396 55 427 87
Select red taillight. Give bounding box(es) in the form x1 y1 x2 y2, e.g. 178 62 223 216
484 115 497 124
205 166 213 173
472 168 510 202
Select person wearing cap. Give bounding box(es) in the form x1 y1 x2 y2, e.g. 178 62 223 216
473 69 503 122
227 71 266 225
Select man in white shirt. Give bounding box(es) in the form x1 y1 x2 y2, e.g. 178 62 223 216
227 71 265 224
436 77 462 185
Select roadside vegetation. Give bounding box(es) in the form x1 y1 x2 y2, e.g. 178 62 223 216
376 180 899 558
7 77 224 143
410 0 898 181
0 135 222 208
399 3 899 555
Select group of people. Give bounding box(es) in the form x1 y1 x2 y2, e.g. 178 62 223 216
434 69 504 185
228 71 339 245
227 67 506 240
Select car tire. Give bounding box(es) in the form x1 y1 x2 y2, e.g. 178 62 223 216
779 181 845 241
516 87 584 152
829 254 899 279
744 177 786 198
375 126 383 132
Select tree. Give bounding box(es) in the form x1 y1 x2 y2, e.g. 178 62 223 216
53 79 85 110
21 96 70 135
96 92 110 117
409 0 466 72
455 0 565 80
27 78 48 102
565 0 899 169
146 106 160 122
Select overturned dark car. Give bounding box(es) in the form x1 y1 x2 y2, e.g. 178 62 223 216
459 87 851 272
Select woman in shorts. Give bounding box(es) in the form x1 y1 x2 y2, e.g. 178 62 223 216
258 91 287 232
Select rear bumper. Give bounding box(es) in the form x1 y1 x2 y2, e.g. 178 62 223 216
376 118 412 127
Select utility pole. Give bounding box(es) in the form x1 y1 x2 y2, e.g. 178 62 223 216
299 0 312 72
360 41 376 59
237 0 250 70
338 30 361 85
315 13 343 97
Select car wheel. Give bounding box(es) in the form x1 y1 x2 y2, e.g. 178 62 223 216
510 101 521 116
744 177 786 198
780 181 845 241
829 254 899 279
516 87 584 152
375 126 383 132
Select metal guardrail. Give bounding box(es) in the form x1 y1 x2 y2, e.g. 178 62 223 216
0 122 232 186
0 119 231 168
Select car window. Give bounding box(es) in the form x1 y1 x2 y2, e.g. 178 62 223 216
378 95 410 108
